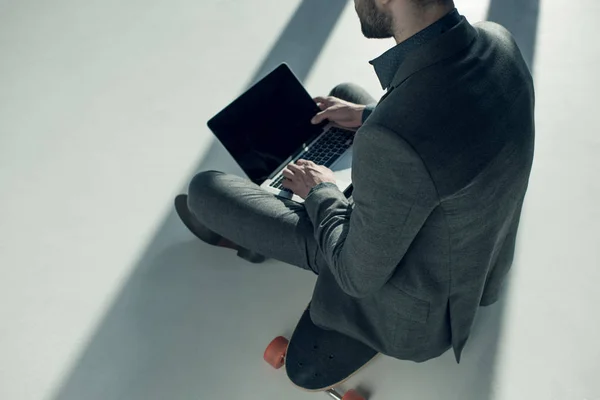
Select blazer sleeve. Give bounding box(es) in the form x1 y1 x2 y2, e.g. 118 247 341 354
303 123 439 298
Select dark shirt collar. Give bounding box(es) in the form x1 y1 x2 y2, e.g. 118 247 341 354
370 8 461 90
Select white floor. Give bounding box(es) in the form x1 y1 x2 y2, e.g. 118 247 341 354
1 1 599 399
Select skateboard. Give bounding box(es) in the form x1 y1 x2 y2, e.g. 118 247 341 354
264 304 378 400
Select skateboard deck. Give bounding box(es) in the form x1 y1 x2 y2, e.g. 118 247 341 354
284 305 378 391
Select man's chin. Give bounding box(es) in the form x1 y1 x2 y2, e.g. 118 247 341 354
360 23 393 39
362 30 393 39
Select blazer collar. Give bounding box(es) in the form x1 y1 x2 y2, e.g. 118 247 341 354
370 9 461 91
388 17 478 91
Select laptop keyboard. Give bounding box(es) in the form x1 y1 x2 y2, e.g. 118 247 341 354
270 127 354 192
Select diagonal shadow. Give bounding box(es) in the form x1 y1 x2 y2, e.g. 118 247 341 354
249 0 350 86
487 0 540 70
49 1 348 400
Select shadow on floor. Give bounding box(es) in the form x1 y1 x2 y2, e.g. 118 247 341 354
487 0 540 70
50 1 540 399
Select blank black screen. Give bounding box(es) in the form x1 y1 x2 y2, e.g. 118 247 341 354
207 64 323 184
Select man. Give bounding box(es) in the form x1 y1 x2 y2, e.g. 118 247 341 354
175 0 534 363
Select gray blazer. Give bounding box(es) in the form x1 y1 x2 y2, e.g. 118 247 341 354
303 17 535 363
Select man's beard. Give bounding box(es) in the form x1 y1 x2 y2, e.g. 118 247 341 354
356 0 394 39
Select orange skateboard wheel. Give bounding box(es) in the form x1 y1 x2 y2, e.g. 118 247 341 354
263 336 289 369
342 389 365 400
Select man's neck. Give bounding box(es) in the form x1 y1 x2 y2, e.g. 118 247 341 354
392 3 455 44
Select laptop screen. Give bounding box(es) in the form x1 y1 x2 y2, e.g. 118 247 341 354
207 64 324 185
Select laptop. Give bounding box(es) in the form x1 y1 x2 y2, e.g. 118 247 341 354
207 63 354 203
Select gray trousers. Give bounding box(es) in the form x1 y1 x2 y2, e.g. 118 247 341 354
187 83 376 273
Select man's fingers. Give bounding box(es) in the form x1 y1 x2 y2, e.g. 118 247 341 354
311 109 330 124
313 96 330 109
296 159 315 166
287 163 304 173
282 167 295 180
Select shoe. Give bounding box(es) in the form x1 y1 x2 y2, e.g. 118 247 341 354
174 194 266 264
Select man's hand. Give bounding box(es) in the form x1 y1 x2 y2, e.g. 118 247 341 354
311 96 366 129
282 160 336 199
